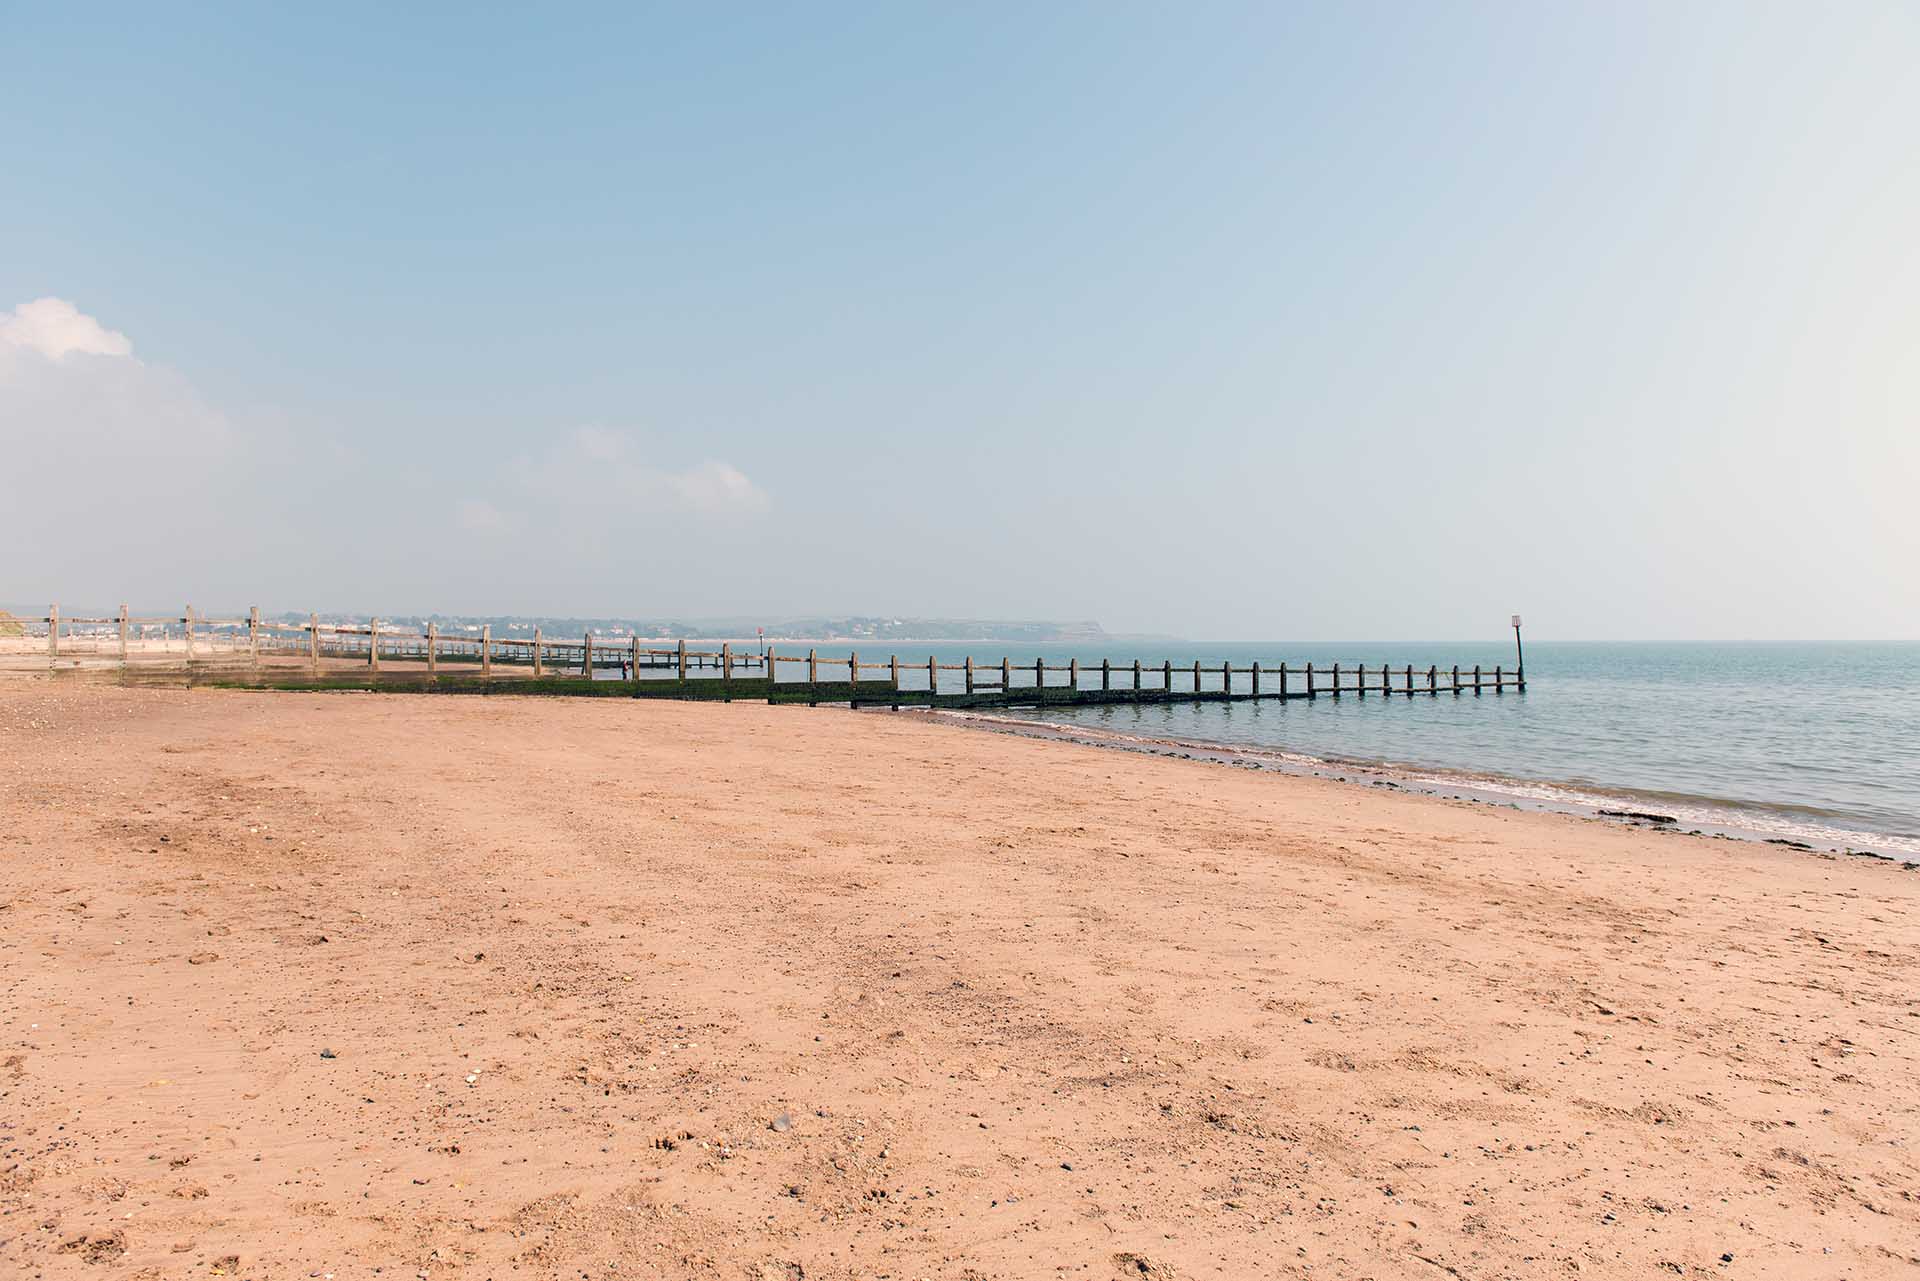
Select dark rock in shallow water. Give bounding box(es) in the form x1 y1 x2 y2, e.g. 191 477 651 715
1598 809 1676 824
1766 838 1815 850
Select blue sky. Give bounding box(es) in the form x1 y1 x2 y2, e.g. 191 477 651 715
4 2 1915 638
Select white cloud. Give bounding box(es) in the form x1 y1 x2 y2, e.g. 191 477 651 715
456 498 512 533
670 460 767 514
0 297 134 361
517 426 769 516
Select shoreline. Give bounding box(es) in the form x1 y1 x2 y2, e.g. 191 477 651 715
905 705 1920 865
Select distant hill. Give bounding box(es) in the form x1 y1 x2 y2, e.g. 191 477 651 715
271 611 1113 644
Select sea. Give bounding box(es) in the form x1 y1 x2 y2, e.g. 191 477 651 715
859 640 1920 860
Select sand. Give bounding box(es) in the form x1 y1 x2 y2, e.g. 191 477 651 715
3 680 1917 1279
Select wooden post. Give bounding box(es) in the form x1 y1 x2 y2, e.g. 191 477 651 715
1252 661 1260 697
527 626 539 676
890 655 900 709
479 624 492 677
1002 656 1011 694
1428 664 1437 694
1451 663 1460 694
1473 663 1482 693
1331 662 1339 697
1405 663 1413 696
47 604 58 660
1069 657 1079 692
184 605 194 661
674 637 686 685
808 647 818 704
1495 663 1503 692
1357 663 1365 696
928 654 936 699
1278 661 1287 698
309 613 321 670
1223 660 1232 699
369 618 379 670
1035 656 1045 696
583 631 594 679
248 606 260 663
118 604 129 664
1192 659 1201 696
1132 659 1141 700
1102 658 1111 691
964 655 974 695
1305 661 1314 699
630 635 641 682
765 645 778 695
427 622 438 674
849 651 859 707
721 642 733 701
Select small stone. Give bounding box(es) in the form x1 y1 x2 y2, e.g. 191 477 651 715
187 952 220 965
319 1048 337 1059
770 1112 792 1133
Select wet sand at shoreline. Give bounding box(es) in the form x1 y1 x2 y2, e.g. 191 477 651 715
4 680 1917 1278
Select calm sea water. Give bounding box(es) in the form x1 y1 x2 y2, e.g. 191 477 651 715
861 640 1920 857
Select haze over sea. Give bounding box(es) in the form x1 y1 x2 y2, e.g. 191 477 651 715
880 640 1920 858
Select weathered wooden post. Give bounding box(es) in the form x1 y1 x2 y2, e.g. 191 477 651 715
1278 661 1288 698
1162 659 1172 697
1252 661 1260 697
1451 663 1460 694
426 622 438 674
479 624 492 676
1001 656 1011 693
1035 656 1045 697
629 635 641 681
1132 658 1142 700
928 654 936 699
890 655 900 709
184 605 195 661
369 618 380 670
309 613 321 670
1428 664 1437 694
247 606 260 664
1473 663 1482 693
849 651 859 707
1102 658 1111 691
1330 662 1340 697
1357 663 1365 696
1305 661 1314 699
1069 657 1079 693
118 604 129 665
721 642 733 701
808 647 818 704
1223 659 1232 699
964 655 974 695
47 604 58 661
1192 659 1202 696
525 626 538 676
1494 663 1503 693
1405 664 1414 695
583 631 594 679
765 645 778 695
677 638 688 685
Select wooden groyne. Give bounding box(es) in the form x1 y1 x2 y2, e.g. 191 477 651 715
21 604 1526 707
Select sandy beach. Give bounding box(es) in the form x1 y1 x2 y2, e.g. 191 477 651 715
3 680 1917 1279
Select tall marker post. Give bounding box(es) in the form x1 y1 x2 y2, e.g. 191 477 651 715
1511 614 1525 692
